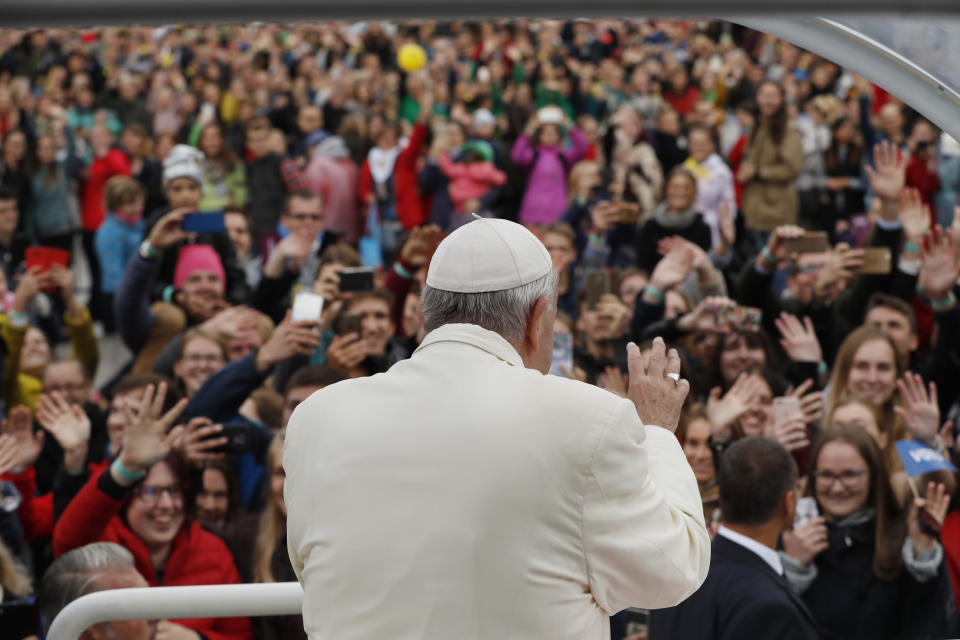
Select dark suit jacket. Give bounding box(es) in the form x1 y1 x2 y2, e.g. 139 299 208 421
649 534 825 640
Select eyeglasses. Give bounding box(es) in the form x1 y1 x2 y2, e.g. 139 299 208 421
135 485 183 506
812 469 868 488
45 382 86 393
181 354 224 365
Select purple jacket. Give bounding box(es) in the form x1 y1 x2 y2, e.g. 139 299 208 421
510 129 587 225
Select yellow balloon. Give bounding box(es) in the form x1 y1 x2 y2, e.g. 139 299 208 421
398 43 427 73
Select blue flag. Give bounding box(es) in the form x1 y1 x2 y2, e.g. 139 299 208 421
895 440 958 477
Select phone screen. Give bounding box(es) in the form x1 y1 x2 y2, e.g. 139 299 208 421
857 247 892 275
183 212 226 233
292 292 324 323
784 232 829 255
549 332 574 377
204 423 255 455
335 313 363 336
773 396 802 426
339 267 375 292
794 496 820 529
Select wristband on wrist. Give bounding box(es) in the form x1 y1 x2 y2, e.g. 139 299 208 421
139 240 161 259
903 242 919 254
588 232 606 247
8 310 28 327
644 284 665 302
929 291 957 311
818 360 828 377
761 246 776 264
393 261 414 280
112 458 147 483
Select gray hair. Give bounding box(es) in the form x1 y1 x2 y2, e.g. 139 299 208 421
38 542 137 634
421 270 559 344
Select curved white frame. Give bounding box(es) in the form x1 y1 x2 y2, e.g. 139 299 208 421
37 12 960 640
734 17 960 142
46 582 304 640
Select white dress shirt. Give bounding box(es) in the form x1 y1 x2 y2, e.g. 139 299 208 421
717 525 784 575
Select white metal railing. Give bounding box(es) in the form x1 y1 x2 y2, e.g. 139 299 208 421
46 582 304 640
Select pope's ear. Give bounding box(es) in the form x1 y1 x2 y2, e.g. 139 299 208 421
525 296 550 351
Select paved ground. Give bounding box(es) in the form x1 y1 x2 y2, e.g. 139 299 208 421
51 235 133 390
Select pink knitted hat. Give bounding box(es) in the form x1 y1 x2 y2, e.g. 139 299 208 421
174 245 225 289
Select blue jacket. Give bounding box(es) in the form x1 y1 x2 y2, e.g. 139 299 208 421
95 213 143 294
185 351 274 510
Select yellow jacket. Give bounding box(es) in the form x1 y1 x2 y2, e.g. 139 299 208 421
2 306 99 411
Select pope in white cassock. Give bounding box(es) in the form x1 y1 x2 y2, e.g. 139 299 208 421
284 217 710 639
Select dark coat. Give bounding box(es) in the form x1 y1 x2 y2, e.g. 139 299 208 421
801 518 956 640
245 153 287 235
634 212 712 273
649 534 824 640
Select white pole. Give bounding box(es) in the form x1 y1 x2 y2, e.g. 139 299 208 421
46 582 304 640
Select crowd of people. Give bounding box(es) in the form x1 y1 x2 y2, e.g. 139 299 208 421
0 17 958 640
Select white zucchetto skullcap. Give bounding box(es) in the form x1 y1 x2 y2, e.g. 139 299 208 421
426 216 553 293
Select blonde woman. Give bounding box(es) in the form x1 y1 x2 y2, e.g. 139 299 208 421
252 432 305 640
825 325 949 505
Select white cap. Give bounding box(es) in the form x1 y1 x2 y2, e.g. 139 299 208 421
163 144 205 186
426 217 553 293
471 108 495 132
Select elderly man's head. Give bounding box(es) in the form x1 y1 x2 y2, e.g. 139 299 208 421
38 542 155 640
420 218 559 373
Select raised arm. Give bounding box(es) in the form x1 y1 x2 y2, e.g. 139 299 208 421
115 209 194 353
583 339 709 613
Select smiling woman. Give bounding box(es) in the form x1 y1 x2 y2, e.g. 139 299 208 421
52 383 252 640
173 328 228 397
826 325 905 460
780 424 955 640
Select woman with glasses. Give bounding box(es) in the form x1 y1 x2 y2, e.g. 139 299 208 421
173 328 227 398
780 425 953 640
53 383 251 640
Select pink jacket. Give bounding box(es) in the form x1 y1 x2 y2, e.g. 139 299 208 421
437 154 506 212
304 154 362 243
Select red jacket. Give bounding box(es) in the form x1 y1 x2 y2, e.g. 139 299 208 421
2 466 51 541
54 469 252 640
359 122 431 230
905 154 941 220
664 86 701 117
942 511 960 612
82 149 131 231
3 460 111 542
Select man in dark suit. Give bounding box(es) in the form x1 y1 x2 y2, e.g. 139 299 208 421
649 437 827 640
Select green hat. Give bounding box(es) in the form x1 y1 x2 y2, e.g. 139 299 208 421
460 139 495 163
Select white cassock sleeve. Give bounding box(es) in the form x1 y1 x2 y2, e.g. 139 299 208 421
582 399 711 614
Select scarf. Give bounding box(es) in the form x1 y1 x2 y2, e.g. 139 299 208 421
652 200 699 230
368 145 402 185
683 156 711 181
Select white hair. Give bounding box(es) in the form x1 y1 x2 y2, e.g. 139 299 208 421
421 270 559 344
38 542 136 634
